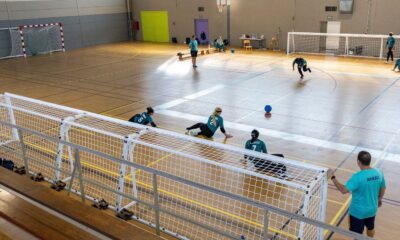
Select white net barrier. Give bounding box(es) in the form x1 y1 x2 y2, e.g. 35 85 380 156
0 28 23 59
22 25 63 56
0 93 328 240
288 32 400 59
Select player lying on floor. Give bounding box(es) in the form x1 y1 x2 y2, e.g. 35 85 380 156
129 107 157 127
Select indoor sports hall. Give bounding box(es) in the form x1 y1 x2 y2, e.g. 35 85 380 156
0 1 398 240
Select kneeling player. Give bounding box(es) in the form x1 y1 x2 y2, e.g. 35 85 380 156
244 130 287 178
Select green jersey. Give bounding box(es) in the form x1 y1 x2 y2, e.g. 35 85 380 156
345 168 386 219
189 39 198 51
293 58 307 67
131 112 156 127
387 36 395 48
395 59 400 68
245 139 267 153
206 115 225 133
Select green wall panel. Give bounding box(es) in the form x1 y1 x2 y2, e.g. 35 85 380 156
141 11 169 42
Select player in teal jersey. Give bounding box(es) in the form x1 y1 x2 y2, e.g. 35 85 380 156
293 57 311 79
128 107 157 127
186 107 233 138
386 32 396 63
189 35 199 68
244 130 287 177
392 59 400 71
245 129 267 153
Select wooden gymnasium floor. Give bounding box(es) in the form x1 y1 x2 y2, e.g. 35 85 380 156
0 42 399 239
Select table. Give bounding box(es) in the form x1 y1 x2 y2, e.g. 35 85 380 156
240 37 266 49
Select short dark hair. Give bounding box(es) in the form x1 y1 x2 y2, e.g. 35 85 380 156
357 151 371 166
147 107 154 114
251 129 259 139
192 35 195 38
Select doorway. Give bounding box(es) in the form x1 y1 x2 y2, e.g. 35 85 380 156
195 19 209 45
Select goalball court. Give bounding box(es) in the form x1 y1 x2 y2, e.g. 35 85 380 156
0 41 399 240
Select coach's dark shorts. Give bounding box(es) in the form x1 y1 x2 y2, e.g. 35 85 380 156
349 215 375 234
191 50 198 57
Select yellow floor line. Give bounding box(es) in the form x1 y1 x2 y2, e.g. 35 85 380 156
2 132 344 208
135 180 298 239
100 102 144 115
324 196 352 236
2 131 349 234
22 141 296 238
127 142 194 178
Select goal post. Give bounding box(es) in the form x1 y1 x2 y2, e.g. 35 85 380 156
0 23 65 59
0 27 24 59
0 92 328 240
19 22 65 57
287 32 400 59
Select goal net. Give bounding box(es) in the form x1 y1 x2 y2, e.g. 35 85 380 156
287 32 400 59
20 23 65 57
0 92 328 240
0 28 24 59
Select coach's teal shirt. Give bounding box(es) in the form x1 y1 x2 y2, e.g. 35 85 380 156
345 168 386 219
387 36 396 48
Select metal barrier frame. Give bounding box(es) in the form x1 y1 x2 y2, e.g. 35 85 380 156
0 119 374 240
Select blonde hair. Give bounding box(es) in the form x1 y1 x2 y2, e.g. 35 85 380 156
212 107 222 126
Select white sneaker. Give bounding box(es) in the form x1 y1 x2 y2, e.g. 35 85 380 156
385 61 388 64
185 129 195 136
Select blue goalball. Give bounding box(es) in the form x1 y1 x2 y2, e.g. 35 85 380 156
264 105 272 113
230 48 235 53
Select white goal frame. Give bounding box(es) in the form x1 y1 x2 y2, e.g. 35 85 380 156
287 32 400 59
19 22 65 57
0 27 24 59
0 92 328 240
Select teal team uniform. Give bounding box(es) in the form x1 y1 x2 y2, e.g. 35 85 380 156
132 112 156 127
345 168 386 219
293 58 307 67
387 36 396 62
189 39 198 52
394 59 400 70
387 36 396 48
245 139 267 153
206 115 225 134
